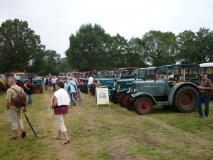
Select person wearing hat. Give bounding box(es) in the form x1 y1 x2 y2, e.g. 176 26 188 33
197 72 213 118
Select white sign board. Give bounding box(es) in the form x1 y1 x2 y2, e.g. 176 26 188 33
95 87 110 107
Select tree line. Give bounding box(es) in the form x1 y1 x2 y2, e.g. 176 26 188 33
0 19 212 75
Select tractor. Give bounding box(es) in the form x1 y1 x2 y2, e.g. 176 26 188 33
125 64 199 114
116 67 158 107
107 67 140 101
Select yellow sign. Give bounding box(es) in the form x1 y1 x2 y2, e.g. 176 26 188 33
95 87 110 107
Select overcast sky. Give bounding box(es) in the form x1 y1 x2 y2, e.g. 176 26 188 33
0 0 213 58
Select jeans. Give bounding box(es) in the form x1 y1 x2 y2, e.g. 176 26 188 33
28 94 33 105
70 92 76 104
197 95 211 117
77 88 82 100
52 83 56 91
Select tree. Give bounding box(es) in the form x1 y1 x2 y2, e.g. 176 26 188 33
141 30 176 66
66 23 112 71
40 50 61 75
175 30 199 64
107 34 129 67
196 28 213 63
0 19 45 73
126 37 147 67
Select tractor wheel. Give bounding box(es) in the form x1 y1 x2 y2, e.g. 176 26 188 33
134 97 153 115
16 81 24 88
173 86 198 113
111 91 119 103
119 93 128 107
0 82 3 91
109 91 113 101
125 95 135 111
0 79 7 90
34 86 43 93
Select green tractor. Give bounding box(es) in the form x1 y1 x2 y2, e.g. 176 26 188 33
111 67 158 107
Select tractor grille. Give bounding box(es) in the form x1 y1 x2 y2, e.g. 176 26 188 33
132 83 136 90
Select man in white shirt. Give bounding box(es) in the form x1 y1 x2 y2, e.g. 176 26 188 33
51 76 57 91
87 74 94 97
43 76 48 90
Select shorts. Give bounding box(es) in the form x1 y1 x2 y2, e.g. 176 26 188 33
55 114 67 132
7 108 23 130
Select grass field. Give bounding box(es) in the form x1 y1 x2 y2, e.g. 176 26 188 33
0 88 213 160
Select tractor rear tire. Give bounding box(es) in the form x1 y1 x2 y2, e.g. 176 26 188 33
111 91 119 103
173 86 198 113
134 97 153 115
119 93 128 107
125 95 135 111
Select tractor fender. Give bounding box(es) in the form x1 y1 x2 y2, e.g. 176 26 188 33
168 82 199 105
100 85 112 89
110 88 116 92
117 89 128 96
34 83 41 87
134 92 157 105
119 89 129 94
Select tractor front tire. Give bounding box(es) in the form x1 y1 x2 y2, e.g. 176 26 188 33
34 86 43 93
125 95 135 111
111 91 119 103
119 93 128 107
134 97 153 115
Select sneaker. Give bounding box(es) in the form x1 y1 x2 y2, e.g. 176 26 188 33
10 136 18 140
55 136 61 140
204 116 208 119
63 140 70 144
197 115 203 118
21 129 26 138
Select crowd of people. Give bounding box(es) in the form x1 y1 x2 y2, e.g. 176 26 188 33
43 74 83 105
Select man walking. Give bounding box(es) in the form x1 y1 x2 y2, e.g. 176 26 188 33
87 74 94 97
43 76 49 90
6 77 27 140
197 72 213 118
76 75 82 101
68 78 77 106
51 76 57 91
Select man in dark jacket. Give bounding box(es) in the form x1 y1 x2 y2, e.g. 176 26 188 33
197 72 213 118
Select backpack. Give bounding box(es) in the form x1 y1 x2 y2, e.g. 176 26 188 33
11 88 27 107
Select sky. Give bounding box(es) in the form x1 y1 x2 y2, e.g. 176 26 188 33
0 0 213 58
